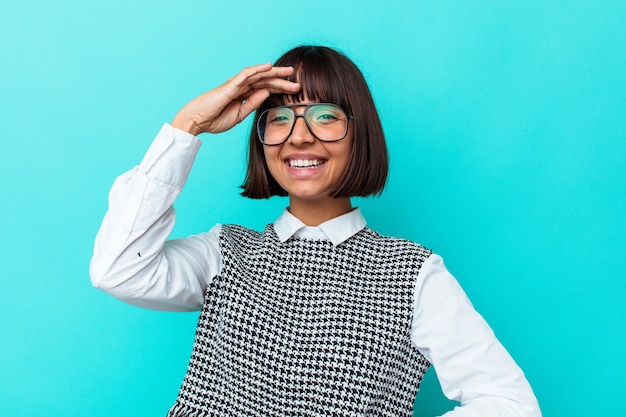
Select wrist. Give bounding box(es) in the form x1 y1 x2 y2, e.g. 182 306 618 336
171 114 202 136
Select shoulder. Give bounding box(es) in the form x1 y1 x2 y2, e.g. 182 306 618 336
220 224 261 240
219 223 276 247
355 227 432 263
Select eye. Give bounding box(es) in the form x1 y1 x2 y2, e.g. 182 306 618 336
270 115 290 123
267 108 293 124
309 105 344 123
317 112 338 120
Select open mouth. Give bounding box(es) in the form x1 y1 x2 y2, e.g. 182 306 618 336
287 159 327 169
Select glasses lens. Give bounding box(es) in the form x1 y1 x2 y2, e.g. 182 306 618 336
259 107 294 145
305 104 349 141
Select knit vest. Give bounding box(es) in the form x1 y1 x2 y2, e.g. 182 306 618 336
167 224 432 417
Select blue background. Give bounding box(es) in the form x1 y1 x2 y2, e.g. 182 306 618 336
1 1 624 416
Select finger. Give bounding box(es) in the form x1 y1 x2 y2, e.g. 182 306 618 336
233 64 295 89
244 63 294 78
217 64 285 102
238 89 272 121
245 68 296 88
217 65 298 110
250 78 301 95
229 63 277 87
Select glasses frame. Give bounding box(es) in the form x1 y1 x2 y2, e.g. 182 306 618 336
256 103 353 146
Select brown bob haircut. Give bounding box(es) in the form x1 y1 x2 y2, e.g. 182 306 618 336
241 45 388 199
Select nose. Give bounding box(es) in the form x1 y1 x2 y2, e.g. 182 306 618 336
288 115 315 146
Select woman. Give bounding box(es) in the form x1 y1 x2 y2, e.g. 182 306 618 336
91 46 541 417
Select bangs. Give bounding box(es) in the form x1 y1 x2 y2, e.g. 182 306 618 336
262 47 351 112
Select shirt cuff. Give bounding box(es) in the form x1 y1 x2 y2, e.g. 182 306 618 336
139 123 202 187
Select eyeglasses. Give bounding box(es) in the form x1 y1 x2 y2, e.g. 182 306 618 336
257 103 353 146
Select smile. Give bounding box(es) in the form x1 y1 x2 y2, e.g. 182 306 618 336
287 159 327 168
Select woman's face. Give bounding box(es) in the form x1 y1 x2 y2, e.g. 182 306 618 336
263 102 353 204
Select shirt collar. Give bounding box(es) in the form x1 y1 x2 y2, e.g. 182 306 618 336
273 207 367 247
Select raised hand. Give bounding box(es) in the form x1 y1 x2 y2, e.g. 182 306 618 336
172 63 300 136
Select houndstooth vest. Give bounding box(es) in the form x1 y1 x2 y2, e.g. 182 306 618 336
167 224 432 417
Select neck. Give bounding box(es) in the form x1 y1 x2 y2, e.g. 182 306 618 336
288 196 353 226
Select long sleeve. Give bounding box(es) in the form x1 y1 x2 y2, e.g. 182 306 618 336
411 255 541 417
89 123 222 311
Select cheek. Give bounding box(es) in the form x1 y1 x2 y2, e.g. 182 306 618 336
338 136 353 167
263 147 281 176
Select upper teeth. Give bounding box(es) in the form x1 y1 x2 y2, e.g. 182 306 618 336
289 159 323 168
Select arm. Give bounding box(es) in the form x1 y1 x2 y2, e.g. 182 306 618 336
411 255 541 417
90 64 301 310
89 124 220 311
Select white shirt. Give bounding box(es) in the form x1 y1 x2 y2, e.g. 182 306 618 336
90 123 541 417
